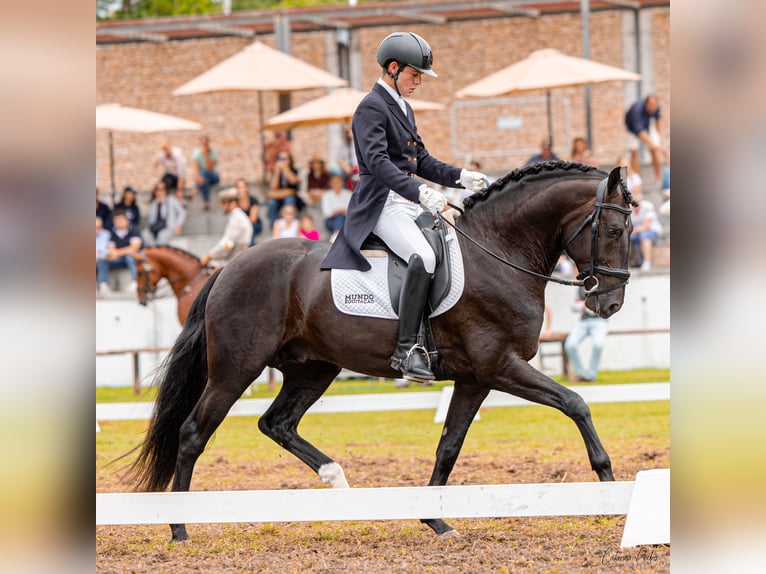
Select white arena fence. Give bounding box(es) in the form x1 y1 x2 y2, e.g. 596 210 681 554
96 469 669 548
96 382 669 426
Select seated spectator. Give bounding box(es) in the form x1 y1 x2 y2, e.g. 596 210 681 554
525 139 560 166
235 178 263 246
115 185 141 228
272 203 299 239
336 124 359 190
570 137 596 165
96 187 112 230
143 181 186 247
659 165 670 216
96 216 111 286
321 168 352 242
154 139 187 198
96 209 142 295
299 214 320 241
190 135 220 211
264 130 293 181
267 150 299 229
630 189 663 271
306 155 330 206
199 187 253 268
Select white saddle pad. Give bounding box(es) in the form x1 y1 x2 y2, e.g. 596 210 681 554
331 228 465 320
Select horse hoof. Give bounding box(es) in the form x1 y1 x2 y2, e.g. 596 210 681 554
440 528 460 539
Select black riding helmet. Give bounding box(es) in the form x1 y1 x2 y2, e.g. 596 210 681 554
376 32 437 78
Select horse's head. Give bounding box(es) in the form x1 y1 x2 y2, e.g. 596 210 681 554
563 166 635 318
132 252 159 306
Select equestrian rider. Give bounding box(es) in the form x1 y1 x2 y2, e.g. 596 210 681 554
321 32 488 382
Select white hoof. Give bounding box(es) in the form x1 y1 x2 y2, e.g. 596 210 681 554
440 529 460 539
318 462 350 489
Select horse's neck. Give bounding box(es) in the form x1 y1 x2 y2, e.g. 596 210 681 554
151 251 201 294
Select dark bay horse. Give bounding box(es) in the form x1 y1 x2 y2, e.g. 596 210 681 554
129 162 635 541
133 246 212 325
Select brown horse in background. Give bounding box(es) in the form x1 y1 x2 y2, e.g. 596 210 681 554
133 246 212 325
129 162 636 542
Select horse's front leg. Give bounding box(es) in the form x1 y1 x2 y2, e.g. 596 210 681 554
421 382 489 537
493 357 614 481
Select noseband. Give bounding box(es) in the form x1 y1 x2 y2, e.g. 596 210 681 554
439 175 633 299
135 254 158 303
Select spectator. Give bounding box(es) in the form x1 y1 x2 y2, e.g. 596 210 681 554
630 189 663 271
143 181 186 247
154 139 187 198
299 214 320 241
525 139 560 166
659 165 670 216
235 178 263 246
267 150 299 229
95 215 110 265
570 137 596 166
264 130 293 181
96 187 112 230
272 203 299 239
306 155 330 203
564 286 609 383
97 209 142 295
191 135 220 211
114 186 141 228
199 187 253 268
625 94 667 184
321 168 352 242
336 124 359 190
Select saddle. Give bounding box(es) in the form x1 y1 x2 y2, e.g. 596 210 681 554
360 212 452 315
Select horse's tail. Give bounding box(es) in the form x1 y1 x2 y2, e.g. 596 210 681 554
127 267 224 492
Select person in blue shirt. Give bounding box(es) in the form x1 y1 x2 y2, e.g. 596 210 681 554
524 139 560 166
625 94 667 184
97 209 143 295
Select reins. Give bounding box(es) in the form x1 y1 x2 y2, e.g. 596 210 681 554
438 176 633 298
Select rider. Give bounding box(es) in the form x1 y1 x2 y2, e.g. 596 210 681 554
321 31 488 381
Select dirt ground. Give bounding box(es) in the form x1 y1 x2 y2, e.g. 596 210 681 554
97 447 670 573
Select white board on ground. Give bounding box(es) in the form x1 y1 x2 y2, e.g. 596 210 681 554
620 468 670 548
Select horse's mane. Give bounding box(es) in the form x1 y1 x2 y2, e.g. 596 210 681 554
146 244 201 263
463 161 605 212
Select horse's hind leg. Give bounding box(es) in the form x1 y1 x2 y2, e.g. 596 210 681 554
422 382 489 537
257 361 347 486
493 358 614 481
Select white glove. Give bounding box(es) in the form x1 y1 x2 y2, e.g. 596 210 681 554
418 184 447 214
458 168 489 193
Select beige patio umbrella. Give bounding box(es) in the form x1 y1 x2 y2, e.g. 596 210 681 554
96 103 202 201
262 87 446 131
456 48 641 147
173 41 347 184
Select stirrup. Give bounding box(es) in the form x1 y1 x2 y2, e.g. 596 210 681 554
391 344 434 382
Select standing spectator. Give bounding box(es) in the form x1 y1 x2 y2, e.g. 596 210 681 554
630 189 663 271
96 187 112 230
336 124 359 190
525 139 560 166
235 178 263 246
570 137 596 165
267 150 299 229
199 187 253 268
154 140 187 198
143 181 186 247
264 130 293 181
114 186 141 228
564 286 609 383
321 168 352 242
191 135 220 211
272 203 299 239
97 209 142 294
625 94 667 184
299 214 320 241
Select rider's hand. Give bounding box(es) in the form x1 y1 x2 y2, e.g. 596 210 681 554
418 184 447 214
458 169 489 193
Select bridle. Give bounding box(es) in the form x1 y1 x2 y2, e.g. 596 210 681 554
438 175 634 300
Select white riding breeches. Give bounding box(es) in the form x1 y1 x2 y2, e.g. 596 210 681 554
372 190 436 273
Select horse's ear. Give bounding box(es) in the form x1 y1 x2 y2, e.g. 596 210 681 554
606 166 624 197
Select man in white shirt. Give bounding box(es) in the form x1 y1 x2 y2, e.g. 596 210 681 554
154 139 187 198
200 187 253 268
321 168 353 242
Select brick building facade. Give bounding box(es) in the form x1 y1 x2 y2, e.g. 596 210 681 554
96 3 669 196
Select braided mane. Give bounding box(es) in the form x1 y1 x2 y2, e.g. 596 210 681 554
463 161 604 212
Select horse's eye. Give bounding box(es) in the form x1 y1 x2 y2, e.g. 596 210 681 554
605 226 622 239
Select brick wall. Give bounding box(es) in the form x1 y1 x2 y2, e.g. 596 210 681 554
96 6 669 196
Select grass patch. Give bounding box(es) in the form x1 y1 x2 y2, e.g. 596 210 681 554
96 368 670 403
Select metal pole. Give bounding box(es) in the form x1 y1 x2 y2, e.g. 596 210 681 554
258 91 267 189
108 130 116 204
546 90 553 149
581 0 593 150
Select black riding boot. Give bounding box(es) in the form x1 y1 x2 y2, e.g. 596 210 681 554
391 254 434 382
